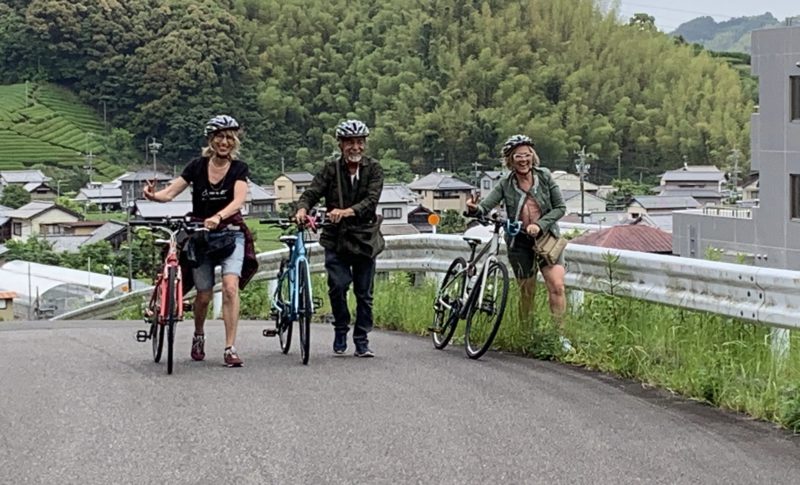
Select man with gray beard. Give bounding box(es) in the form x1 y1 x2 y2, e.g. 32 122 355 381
295 120 385 357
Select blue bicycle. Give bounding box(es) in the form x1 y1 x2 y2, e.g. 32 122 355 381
260 215 321 365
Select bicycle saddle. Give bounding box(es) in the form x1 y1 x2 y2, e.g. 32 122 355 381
462 237 483 248
279 235 298 247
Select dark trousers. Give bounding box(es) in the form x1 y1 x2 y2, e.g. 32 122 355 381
324 249 376 344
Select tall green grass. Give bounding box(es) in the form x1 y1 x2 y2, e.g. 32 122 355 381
220 255 800 431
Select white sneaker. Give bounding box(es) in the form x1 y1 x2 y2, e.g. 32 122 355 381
559 336 574 353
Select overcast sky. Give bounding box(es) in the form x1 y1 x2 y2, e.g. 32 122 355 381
614 1 800 32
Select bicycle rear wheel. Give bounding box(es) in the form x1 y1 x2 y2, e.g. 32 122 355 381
298 260 311 365
465 261 509 359
149 285 165 363
166 266 178 374
275 268 293 354
432 257 467 350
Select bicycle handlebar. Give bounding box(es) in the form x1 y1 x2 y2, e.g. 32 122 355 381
462 211 521 236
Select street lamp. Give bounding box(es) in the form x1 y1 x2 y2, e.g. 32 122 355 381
574 146 595 224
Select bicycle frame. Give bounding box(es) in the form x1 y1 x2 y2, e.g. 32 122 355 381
147 226 185 324
272 222 315 321
438 216 517 318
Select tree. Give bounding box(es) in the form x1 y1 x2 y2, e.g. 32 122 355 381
437 209 466 234
1 185 31 208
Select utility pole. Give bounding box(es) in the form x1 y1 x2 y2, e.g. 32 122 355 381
574 146 595 224
729 148 742 204
84 150 94 185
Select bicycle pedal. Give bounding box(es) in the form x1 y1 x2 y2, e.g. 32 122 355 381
263 328 278 337
183 302 193 312
312 297 323 307
427 327 441 333
135 330 150 342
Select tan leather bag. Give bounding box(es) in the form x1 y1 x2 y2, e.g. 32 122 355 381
533 231 567 266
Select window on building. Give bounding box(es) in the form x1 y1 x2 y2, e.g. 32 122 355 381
791 174 800 219
41 224 64 235
793 76 800 121
483 180 490 190
295 185 306 194
0 299 7 310
12 222 21 236
382 208 402 219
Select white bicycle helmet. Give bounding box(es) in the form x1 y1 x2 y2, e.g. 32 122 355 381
204 115 240 138
501 134 534 157
335 119 370 139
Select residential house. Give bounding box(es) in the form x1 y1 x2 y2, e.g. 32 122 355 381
118 170 173 208
741 173 759 201
478 171 504 199
377 184 420 225
246 182 277 216
273 172 314 209
42 221 128 253
674 25 800 268
7 201 82 241
627 196 700 218
561 190 606 217
570 222 673 254
0 291 15 321
655 164 725 205
407 205 436 233
0 170 57 201
0 204 14 242
551 170 599 194
133 200 193 220
407 171 475 212
74 183 123 211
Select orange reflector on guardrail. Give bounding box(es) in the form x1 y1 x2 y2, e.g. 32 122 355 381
427 213 440 225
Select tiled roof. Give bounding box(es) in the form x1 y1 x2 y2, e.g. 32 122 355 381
0 170 50 183
380 184 420 204
118 170 173 182
570 224 673 253
630 196 700 210
408 172 475 191
282 172 314 183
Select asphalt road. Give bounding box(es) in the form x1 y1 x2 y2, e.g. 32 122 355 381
1 320 799 484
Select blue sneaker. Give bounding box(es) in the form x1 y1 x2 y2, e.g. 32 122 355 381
333 333 347 355
354 342 374 358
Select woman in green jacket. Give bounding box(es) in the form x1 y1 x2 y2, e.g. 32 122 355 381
467 134 570 350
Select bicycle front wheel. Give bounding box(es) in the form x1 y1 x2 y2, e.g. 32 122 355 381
275 266 292 354
465 261 509 359
432 257 467 350
297 260 311 365
166 266 178 374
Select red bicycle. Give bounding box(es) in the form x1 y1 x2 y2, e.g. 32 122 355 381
134 217 204 374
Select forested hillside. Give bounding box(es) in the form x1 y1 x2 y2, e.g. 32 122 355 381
671 13 782 53
0 0 753 183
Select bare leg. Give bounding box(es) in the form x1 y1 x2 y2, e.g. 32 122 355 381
518 276 537 322
221 274 241 348
540 264 566 327
193 290 213 335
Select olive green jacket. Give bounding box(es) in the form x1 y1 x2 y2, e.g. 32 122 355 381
297 156 384 252
476 166 566 238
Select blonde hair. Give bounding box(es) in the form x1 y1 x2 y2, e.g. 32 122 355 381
202 129 241 159
503 146 540 169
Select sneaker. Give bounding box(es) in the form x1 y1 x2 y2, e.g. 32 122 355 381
191 334 205 361
333 333 347 355
224 346 243 367
354 342 375 358
559 336 574 353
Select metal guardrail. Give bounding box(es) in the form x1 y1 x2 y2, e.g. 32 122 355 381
52 235 800 330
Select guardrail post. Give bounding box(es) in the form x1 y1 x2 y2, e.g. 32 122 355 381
568 289 585 312
213 290 222 319
771 328 790 363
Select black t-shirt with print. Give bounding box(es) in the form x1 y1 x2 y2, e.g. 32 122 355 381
179 157 250 219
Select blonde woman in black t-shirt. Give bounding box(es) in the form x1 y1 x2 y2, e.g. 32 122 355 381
143 115 251 367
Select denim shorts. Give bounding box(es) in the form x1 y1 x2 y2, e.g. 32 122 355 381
192 231 245 291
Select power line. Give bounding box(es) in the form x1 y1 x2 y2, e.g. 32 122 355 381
619 1 734 19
